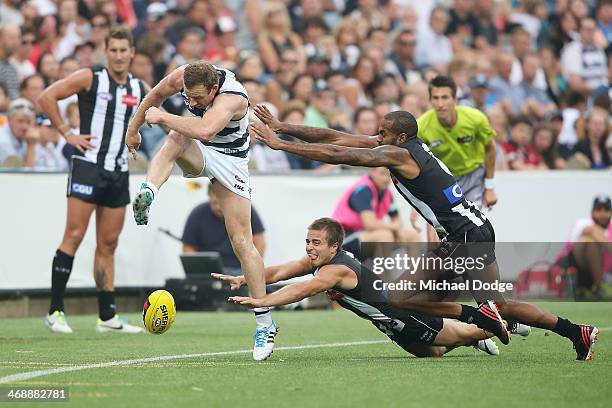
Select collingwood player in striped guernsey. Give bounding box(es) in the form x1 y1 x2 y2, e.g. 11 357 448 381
251 106 599 361
217 217 500 358
124 61 277 361
38 28 146 334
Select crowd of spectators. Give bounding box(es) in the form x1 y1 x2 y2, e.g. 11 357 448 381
0 0 611 172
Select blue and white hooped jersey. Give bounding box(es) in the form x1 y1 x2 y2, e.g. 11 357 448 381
182 67 250 159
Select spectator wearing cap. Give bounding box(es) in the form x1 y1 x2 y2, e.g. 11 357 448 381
0 24 21 100
0 98 38 167
561 17 609 96
134 1 169 41
503 115 545 170
460 75 491 112
563 195 612 299
418 75 498 208
34 116 68 171
416 6 453 71
258 0 306 74
509 52 557 119
570 107 611 169
209 15 239 63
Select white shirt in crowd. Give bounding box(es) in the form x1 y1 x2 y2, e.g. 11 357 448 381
560 40 608 90
0 122 27 165
34 138 68 171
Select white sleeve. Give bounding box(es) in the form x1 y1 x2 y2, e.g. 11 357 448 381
561 44 582 77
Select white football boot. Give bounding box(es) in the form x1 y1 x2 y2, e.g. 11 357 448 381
132 184 155 225
96 315 144 333
253 321 278 361
475 338 500 355
45 311 73 333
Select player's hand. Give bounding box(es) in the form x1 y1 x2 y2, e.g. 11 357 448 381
253 104 282 132
483 189 498 209
65 132 95 153
145 107 165 127
125 131 142 160
211 273 245 291
250 122 285 150
228 296 263 308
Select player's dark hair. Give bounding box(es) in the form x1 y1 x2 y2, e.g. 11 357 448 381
184 61 220 92
383 111 418 139
308 218 345 248
428 75 457 98
105 26 134 48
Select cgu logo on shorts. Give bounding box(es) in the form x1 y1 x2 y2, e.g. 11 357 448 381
442 183 463 204
72 183 93 195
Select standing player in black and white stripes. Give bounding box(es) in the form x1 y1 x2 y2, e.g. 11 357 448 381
124 61 277 361
38 27 146 334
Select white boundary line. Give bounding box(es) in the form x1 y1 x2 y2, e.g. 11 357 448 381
0 340 389 384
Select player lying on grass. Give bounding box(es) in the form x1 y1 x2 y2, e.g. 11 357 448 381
250 106 598 361
214 217 500 358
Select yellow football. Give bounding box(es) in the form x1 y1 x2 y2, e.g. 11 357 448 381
142 290 176 335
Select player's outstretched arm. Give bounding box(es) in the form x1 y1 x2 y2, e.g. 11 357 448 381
211 256 312 290
229 265 347 308
148 93 247 141
254 104 377 148
251 121 412 169
125 66 184 157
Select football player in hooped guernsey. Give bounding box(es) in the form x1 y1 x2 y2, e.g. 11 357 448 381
251 106 598 361
216 218 501 358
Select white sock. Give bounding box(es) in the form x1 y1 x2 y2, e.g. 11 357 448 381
253 307 272 328
141 181 158 198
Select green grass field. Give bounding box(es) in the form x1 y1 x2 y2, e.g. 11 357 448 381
1 303 611 408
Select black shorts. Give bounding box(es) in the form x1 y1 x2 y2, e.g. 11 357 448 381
342 232 361 260
433 219 497 267
372 313 443 347
67 158 130 208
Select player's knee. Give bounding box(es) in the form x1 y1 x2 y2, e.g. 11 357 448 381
64 227 87 250
96 237 119 255
228 233 253 258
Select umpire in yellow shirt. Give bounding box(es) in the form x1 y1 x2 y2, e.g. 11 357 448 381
417 75 498 209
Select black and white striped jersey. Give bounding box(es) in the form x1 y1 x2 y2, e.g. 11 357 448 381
389 137 486 239
77 67 146 172
181 66 250 159
312 251 421 336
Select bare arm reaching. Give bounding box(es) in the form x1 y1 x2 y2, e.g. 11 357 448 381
254 104 378 148
250 121 417 173
125 66 185 158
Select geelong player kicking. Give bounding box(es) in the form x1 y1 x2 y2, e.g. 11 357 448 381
38 28 146 333
216 218 501 358
251 107 598 361
124 61 276 361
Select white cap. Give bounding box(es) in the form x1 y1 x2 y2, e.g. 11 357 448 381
147 2 168 21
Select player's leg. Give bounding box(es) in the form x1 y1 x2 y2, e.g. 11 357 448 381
93 205 143 333
214 181 277 360
572 234 604 295
133 132 204 225
46 197 96 333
